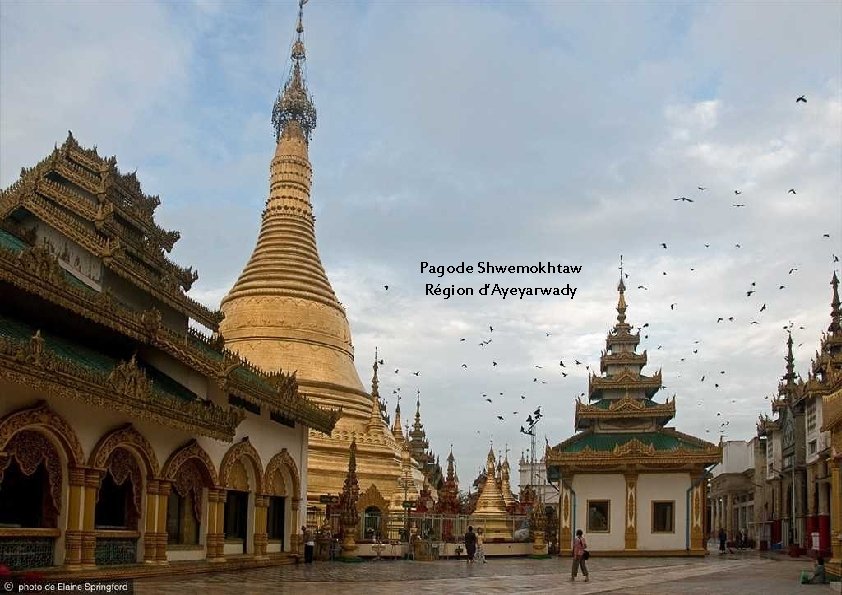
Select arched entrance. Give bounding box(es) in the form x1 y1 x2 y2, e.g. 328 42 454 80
263 449 300 554
89 425 159 566
0 402 85 569
219 439 263 556
161 440 218 560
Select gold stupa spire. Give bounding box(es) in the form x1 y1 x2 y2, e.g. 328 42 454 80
470 446 511 539
391 396 405 441
219 0 369 422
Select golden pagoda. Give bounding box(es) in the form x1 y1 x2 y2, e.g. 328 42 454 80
471 447 512 539
219 2 411 514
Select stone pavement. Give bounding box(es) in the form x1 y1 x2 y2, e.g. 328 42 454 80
135 551 838 595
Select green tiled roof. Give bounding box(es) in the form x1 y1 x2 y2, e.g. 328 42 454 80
560 431 706 453
187 333 224 362
0 313 195 402
0 229 28 254
590 398 661 409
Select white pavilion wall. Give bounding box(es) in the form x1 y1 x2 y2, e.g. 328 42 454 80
572 473 625 550
636 473 690 551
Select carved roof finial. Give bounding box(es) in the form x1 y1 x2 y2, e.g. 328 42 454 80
371 347 380 400
616 256 628 325
272 0 317 142
830 271 841 334
784 330 796 386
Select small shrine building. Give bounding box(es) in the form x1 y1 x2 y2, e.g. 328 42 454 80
546 275 721 556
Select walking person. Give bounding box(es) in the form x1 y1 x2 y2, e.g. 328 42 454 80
464 525 478 563
475 528 486 564
571 529 590 582
718 527 727 555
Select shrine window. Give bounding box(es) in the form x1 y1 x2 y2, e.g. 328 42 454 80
224 490 249 541
166 490 200 545
267 496 286 542
652 501 674 533
95 473 133 529
586 500 610 533
0 460 51 528
363 506 382 540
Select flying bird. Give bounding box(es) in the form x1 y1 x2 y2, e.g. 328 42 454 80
734 190 742 195
496 415 504 421
670 303 676 310
492 361 498 367
460 338 466 342
704 243 710 248
788 189 796 195
673 197 694 203
489 325 494 333
747 290 755 296
559 360 565 367
823 234 831 238
796 95 807 103
760 304 767 312
412 371 420 376
638 285 648 290
661 243 668 249
461 363 468 368
384 285 389 291
698 186 707 191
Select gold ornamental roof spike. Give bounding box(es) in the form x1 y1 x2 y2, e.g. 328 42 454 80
272 0 316 142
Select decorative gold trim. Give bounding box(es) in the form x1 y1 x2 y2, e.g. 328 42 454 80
0 336 244 440
0 401 85 466
264 449 300 501
161 439 219 486
89 424 160 477
220 438 264 493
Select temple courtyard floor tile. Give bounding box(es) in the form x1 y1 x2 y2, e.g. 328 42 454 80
134 552 838 594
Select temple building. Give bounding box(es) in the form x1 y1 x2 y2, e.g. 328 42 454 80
546 275 720 556
758 272 841 559
756 332 809 551
218 3 434 525
0 132 337 573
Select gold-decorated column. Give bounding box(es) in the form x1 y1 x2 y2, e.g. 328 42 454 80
624 473 638 550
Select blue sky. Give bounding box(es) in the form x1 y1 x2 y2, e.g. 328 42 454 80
2 0 841 486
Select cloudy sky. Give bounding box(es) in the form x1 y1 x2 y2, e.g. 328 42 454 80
2 1 840 488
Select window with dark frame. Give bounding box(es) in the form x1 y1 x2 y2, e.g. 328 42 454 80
587 500 610 532
652 501 674 533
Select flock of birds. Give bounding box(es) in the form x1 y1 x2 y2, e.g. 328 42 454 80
373 93 839 472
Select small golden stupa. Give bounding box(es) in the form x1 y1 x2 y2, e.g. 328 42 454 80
471 447 512 539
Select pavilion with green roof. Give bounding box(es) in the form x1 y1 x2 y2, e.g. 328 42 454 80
546 272 720 557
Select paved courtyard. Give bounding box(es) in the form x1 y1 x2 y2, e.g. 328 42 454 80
135 550 839 594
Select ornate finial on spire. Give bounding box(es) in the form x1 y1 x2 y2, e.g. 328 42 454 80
415 389 421 420
371 347 380 400
616 258 628 324
272 0 317 142
830 271 841 334
784 330 796 385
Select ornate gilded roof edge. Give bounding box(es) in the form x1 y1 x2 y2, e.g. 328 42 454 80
0 334 243 441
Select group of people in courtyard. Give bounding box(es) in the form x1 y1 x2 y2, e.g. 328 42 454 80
464 526 589 582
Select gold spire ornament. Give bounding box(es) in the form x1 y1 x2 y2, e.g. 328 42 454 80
470 447 512 539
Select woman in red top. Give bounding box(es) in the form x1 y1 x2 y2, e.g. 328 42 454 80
571 529 590 582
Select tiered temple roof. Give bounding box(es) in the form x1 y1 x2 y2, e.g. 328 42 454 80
0 135 339 438
548 275 719 473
